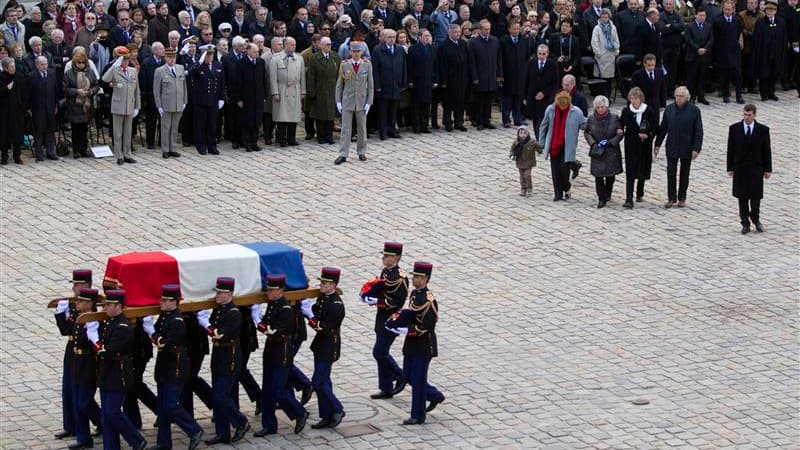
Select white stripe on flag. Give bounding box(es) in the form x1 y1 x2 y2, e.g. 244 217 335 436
165 244 263 300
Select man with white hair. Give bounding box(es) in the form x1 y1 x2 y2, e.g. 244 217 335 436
24 36 54 73
261 37 283 145
141 41 166 149
269 37 306 147
46 29 71 85
307 36 341 144
176 11 198 43
222 35 247 148
372 28 406 139
26 56 60 161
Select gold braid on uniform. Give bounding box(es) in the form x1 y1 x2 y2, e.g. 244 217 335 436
410 291 439 334
339 63 353 82
384 270 407 295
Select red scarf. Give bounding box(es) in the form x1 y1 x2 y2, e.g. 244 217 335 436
549 105 568 158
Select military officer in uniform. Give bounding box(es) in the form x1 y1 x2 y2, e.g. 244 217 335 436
142 285 204 450
301 267 346 429
97 289 147 450
102 46 141 165
68 288 104 450
367 242 408 399
334 40 374 165
198 277 250 445
386 261 445 425
180 310 214 420
287 291 314 408
234 303 262 415
253 274 309 437
178 36 200 147
153 47 188 159
189 44 226 155
54 270 100 441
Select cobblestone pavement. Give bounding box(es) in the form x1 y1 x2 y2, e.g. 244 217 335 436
1 92 798 450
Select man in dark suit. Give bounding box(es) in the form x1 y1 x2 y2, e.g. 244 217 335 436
140 42 166 149
469 19 503 129
110 10 136 47
372 28 407 139
660 0 685 97
437 24 471 132
525 43 559 139
714 1 745 103
26 56 60 162
684 9 714 104
499 21 530 127
189 44 226 155
631 53 667 111
234 42 267 151
23 36 54 74
407 30 438 133
148 2 179 46
752 1 788 101
634 8 662 67
726 104 772 234
222 36 246 148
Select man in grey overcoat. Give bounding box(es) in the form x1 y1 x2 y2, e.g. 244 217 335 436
270 37 306 147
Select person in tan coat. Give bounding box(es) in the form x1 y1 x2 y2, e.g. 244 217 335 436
102 46 141 165
509 125 542 197
270 37 306 147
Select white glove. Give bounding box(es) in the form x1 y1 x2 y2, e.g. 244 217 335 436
200 51 208 63
300 299 314 319
250 305 262 325
180 43 191 55
265 325 277 335
133 108 139 118
217 99 224 109
394 326 408 335
112 56 123 68
361 296 379 305
197 309 211 329
86 321 100 344
157 107 164 116
794 47 800 54
364 103 370 114
142 315 156 337
336 102 342 113
56 299 70 314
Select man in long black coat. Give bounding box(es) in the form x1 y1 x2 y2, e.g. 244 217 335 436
752 1 788 101
469 19 503 129
713 3 744 103
222 37 246 149
407 30 438 134
631 53 667 111
499 21 529 127
233 43 267 152
634 8 663 66
726 104 772 234
684 9 714 104
437 24 470 132
525 44 559 139
372 29 407 139
27 56 60 162
0 59 26 164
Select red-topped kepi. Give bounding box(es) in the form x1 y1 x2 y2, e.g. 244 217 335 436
318 267 341 284
382 242 403 256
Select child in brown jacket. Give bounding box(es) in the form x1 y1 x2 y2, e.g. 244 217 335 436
509 126 543 196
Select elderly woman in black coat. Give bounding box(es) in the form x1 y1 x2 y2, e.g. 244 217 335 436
63 50 100 158
0 57 26 164
407 29 437 134
620 86 659 209
583 95 623 208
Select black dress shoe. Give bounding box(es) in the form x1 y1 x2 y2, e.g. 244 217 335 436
253 145 264 152
231 422 250 442
117 158 124 165
54 430 74 439
485 123 496 129
73 153 81 159
288 141 300 146
402 417 423 425
67 441 93 449
123 157 137 163
553 196 563 201
204 435 231 445
294 411 309 434
359 154 367 161
232 143 240 149
300 386 314 405
698 98 710 105
636 195 643 202
476 125 485 130
264 139 273 145
208 148 220 155
503 122 511 128
305 134 315 140
311 418 331 429
754 222 764 232
162 152 169 159
388 133 401 138
571 160 582 179
188 430 204 450
426 398 444 412
736 97 745 104
768 95 779 101
421 128 431 133
379 134 387 140
444 124 453 132
253 428 276 437
431 123 440 129
334 156 346 165
741 224 750 234
47 154 61 160
330 410 345 428
198 148 208 155
327 139 336 144
597 200 606 208
168 151 181 157
456 126 468 132
133 440 147 450
723 97 730 103
370 390 393 399
390 379 406 396
623 200 634 209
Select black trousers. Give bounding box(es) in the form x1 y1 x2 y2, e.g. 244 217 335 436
718 65 743 99
123 357 157 428
275 122 297 145
430 87 441 127
474 91 493 126
742 52 757 90
738 197 761 225
180 104 194 145
33 130 56 160
378 98 398 136
233 349 261 406
594 176 615 201
759 68 777 100
667 156 692 202
663 48 681 95
686 57 710 100
71 122 89 156
625 175 646 201
143 95 159 147
315 119 334 143
181 353 214 418
442 93 465 127
225 103 241 145
262 113 274 142
305 112 316 137
413 101 431 131
193 105 218 151
549 152 572 198
0 143 22 162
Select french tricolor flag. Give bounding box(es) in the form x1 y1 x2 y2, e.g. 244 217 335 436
103 242 308 306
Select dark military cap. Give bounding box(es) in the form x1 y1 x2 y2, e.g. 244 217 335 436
383 242 403 256
77 288 99 302
161 284 182 301
104 289 126 305
318 267 341 284
95 22 110 32
266 274 287 290
215 277 235 293
72 269 93 285
410 261 433 278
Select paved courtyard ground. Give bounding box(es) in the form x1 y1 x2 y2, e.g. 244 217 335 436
1 93 798 450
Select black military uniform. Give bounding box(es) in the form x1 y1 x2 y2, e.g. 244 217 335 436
287 297 313 405
97 289 146 450
178 36 200 146
307 267 346 429
180 311 213 418
189 44 225 155
123 319 157 429
371 242 409 398
234 305 261 413
69 288 103 449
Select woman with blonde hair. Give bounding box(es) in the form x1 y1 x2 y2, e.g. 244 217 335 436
63 51 100 158
620 86 659 208
195 10 213 32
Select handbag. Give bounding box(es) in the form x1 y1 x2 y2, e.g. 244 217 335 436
588 142 605 158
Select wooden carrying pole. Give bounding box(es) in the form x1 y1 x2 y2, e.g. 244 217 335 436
47 288 341 324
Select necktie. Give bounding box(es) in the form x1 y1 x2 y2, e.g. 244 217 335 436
747 125 751 136
539 61 544 70
171 66 176 77
699 23 703 30
389 46 394 54
42 72 47 80
649 71 654 81
10 26 17 40
123 67 127 76
727 17 731 23
651 22 655 31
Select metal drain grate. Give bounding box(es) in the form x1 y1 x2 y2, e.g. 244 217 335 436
336 423 382 438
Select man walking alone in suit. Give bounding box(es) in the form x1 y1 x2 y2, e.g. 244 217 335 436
727 104 772 234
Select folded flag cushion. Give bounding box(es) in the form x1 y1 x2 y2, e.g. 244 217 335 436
104 242 308 307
